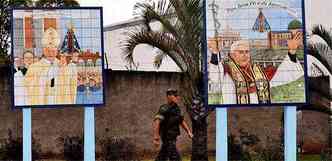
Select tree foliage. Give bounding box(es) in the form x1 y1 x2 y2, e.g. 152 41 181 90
123 0 204 107
0 0 32 65
35 0 79 7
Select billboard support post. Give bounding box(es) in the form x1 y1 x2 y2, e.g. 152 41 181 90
216 108 227 161
23 108 32 161
284 106 297 161
84 107 95 161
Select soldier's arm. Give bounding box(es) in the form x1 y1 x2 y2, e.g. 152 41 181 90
153 119 161 141
153 105 167 146
152 119 161 148
181 120 193 139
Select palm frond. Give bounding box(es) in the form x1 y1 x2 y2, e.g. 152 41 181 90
174 0 203 78
124 0 203 99
169 0 186 26
122 29 187 71
153 50 167 68
134 1 179 38
133 0 203 70
133 3 154 31
307 42 332 74
312 24 332 49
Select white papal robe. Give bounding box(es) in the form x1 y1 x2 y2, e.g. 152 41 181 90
209 55 304 104
24 58 60 105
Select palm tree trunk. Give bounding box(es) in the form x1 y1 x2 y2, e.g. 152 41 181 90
181 76 209 161
328 76 332 159
329 108 332 160
191 117 208 161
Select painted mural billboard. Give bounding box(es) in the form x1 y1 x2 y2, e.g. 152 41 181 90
12 8 104 108
206 0 307 106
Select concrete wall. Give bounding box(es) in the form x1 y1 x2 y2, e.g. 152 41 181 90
298 110 330 154
0 67 329 159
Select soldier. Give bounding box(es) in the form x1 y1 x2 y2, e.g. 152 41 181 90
153 88 193 161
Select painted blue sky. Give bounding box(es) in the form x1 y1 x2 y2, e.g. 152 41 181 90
207 0 303 39
58 9 102 53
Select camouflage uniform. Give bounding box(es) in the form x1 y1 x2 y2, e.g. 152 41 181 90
155 103 184 161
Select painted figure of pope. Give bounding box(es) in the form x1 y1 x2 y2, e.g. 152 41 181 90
24 28 77 105
208 32 304 104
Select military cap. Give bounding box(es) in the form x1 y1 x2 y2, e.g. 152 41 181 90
166 88 178 96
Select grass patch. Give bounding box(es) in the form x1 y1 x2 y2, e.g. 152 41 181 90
271 77 305 103
208 93 223 104
299 154 321 161
143 155 216 161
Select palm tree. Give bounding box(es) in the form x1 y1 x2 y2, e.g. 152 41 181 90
307 24 332 159
122 0 209 160
35 0 79 7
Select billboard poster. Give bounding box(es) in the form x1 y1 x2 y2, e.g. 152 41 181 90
12 8 104 108
205 0 307 106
